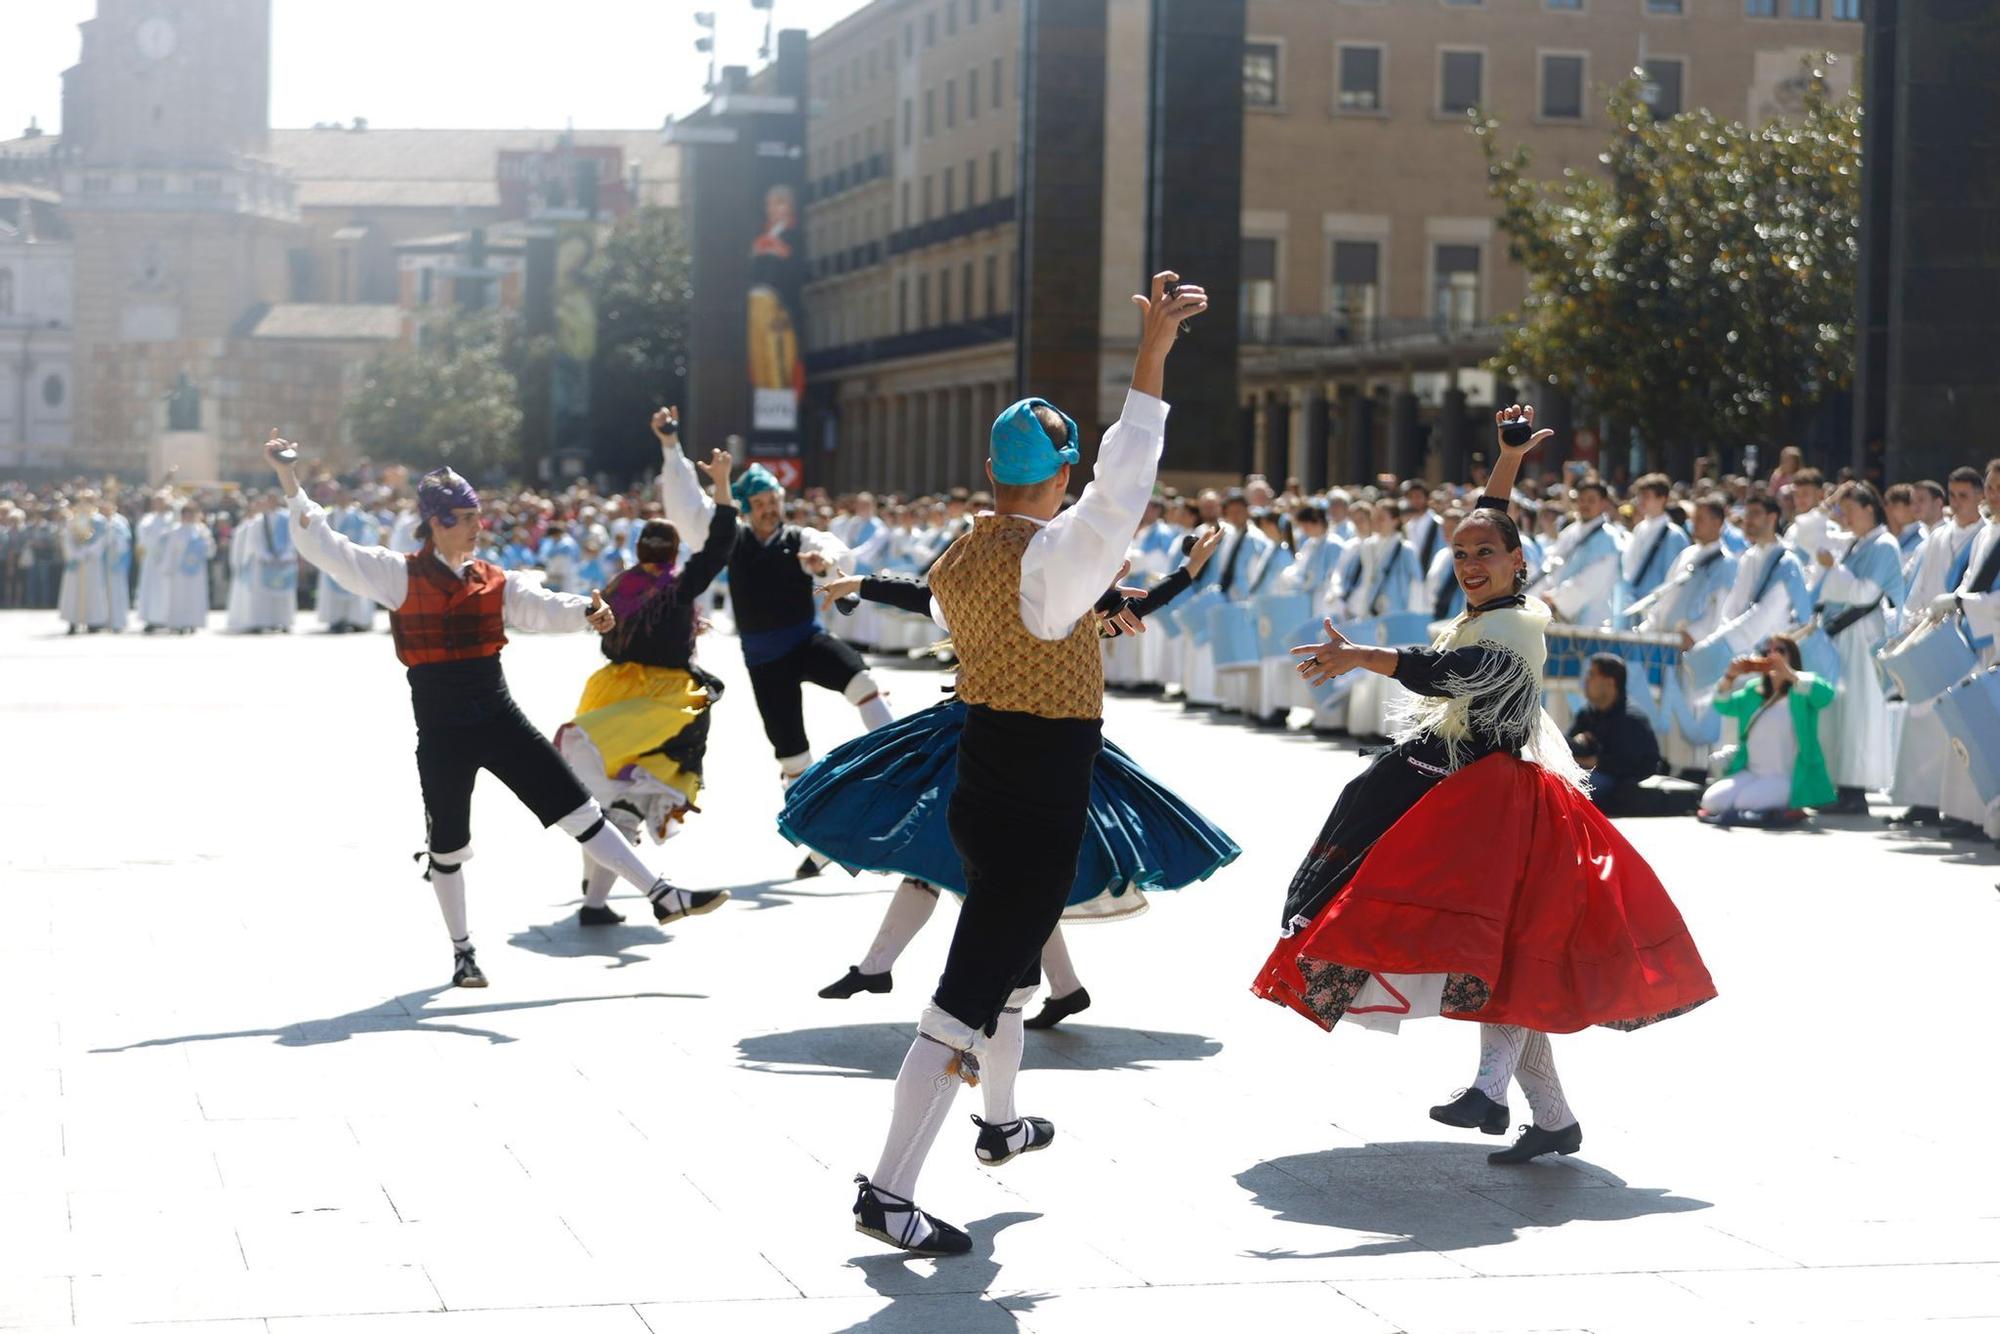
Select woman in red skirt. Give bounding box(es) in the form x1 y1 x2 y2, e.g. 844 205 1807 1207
1259 408 1715 1165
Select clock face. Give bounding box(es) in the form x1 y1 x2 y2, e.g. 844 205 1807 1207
136 16 178 61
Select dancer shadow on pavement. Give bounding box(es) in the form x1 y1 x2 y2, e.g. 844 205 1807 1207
737 1022 1221 1079
507 912 677 970
1237 1141 1709 1260
90 985 704 1049
839 1210 1048 1333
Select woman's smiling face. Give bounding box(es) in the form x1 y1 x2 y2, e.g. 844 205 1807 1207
1452 513 1524 605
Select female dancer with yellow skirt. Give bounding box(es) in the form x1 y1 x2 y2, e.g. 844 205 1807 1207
556 447 739 923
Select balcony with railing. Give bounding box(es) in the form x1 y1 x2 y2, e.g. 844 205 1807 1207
1239 310 1506 352
808 313 1015 374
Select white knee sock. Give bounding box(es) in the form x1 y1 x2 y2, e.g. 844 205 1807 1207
979 986 1036 1143
575 820 660 894
860 879 939 974
1515 1031 1576 1129
857 692 893 730
870 1026 972 1248
430 866 470 952
1473 1023 1527 1104
1040 926 1083 998
778 751 813 791
581 860 617 909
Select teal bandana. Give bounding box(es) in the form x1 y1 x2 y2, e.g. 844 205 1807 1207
731 463 782 506
989 398 1079 486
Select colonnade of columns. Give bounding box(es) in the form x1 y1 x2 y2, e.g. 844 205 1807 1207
826 377 1016 496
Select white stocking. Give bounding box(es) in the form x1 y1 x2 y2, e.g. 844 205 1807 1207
1040 926 1083 998
857 693 894 730
1515 1031 1576 1129
1473 1024 1526 1104
978 985 1037 1155
871 1020 972 1249
563 805 659 894
860 879 940 974
430 866 470 951
581 860 617 909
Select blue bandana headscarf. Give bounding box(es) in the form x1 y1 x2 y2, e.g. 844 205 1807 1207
416 468 480 529
731 463 782 507
989 398 1079 486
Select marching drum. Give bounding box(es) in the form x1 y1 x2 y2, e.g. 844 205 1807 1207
1542 625 1682 688
1376 611 1437 648
1209 601 1260 670
1936 667 2000 807
1256 591 1312 661
1877 615 1978 706
1683 634 1736 692
1170 586 1222 643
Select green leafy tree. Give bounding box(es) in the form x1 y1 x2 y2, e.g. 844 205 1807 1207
346 311 524 476
586 206 694 479
1475 58 1860 475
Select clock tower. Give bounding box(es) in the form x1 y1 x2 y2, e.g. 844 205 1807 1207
60 0 301 475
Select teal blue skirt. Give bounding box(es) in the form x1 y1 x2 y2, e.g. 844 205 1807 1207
778 699 1239 920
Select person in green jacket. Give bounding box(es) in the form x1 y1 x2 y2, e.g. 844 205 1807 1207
1699 635 1837 822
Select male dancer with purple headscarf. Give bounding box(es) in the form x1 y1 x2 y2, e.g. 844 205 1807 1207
264 438 727 989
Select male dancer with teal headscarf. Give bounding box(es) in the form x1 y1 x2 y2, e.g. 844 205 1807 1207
653 412 892 870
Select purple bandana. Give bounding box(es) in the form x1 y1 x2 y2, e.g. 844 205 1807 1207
417 468 480 529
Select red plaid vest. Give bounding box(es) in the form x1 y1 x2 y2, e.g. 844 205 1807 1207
390 550 509 667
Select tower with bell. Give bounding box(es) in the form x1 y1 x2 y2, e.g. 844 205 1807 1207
60 0 302 478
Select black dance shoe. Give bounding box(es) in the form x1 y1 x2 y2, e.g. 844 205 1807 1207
1489 1121 1583 1165
852 1175 972 1257
451 948 488 989
1429 1088 1511 1135
795 853 824 880
1022 987 1091 1030
577 904 626 926
1937 818 1986 841
651 885 730 923
1886 806 1939 827
971 1113 1055 1166
819 966 892 999
1819 788 1871 816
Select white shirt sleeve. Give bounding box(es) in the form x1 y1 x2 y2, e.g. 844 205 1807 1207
657 448 716 536
288 492 409 610
798 525 853 568
502 571 593 633
1018 389 1169 640
1816 563 1880 605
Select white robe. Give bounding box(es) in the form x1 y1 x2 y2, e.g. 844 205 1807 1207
1889 517 1983 809
135 511 176 627
102 515 133 630
1815 526 1903 792
57 519 111 629
226 513 298 632
154 522 216 630
1941 521 2000 830
317 506 382 629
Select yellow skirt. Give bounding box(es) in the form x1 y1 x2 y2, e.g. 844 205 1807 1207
571 662 712 806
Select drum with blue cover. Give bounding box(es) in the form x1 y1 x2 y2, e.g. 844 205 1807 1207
1256 591 1311 660
1209 601 1260 669
1936 667 2000 807
1877 615 1978 705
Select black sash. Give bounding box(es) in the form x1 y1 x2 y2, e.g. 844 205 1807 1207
1633 521 1675 589
1972 532 2000 595
1217 527 1251 596
1750 544 1788 607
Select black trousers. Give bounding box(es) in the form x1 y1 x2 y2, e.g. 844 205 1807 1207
933 706 1104 1036
412 674 589 857
744 631 869 759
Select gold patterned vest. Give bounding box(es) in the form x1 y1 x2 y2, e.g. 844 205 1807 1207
930 514 1104 721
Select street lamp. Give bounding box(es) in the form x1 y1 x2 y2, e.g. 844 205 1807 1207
750 0 775 63
695 10 718 93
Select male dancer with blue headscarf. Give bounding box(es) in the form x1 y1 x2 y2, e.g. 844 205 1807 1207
262 438 727 990
849 271 1205 1257
652 409 891 873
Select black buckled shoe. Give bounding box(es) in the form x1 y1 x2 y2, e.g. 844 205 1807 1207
818 965 892 999
795 853 824 880
451 947 488 989
650 884 730 923
1022 987 1091 1030
1887 805 1939 827
577 904 626 926
852 1175 971 1257
1429 1087 1510 1135
1489 1121 1583 1165
971 1114 1054 1166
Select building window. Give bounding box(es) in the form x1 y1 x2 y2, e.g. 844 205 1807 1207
984 254 998 313
1440 50 1484 115
1546 0 1582 8
903 98 913 146
1833 0 1859 15
1540 53 1585 120
943 166 955 214
1328 240 1380 333
940 267 952 322
946 78 957 129
42 374 64 409
1789 0 1821 14
900 181 911 227
966 156 978 206
1645 0 1683 11
898 276 909 331
420 268 435 303
82 176 108 194
922 175 934 221
1644 57 1685 117
0 267 11 315
918 272 931 326
904 22 914 59
947 0 958 35
990 148 1002 199
924 89 935 138
137 176 164 193
868 48 878 79
992 57 1004 109
925 11 936 46
969 67 980 118
193 176 220 194
866 125 876 155
1433 243 1481 328
1337 44 1384 112
1241 237 1278 336
968 0 979 22
962 262 975 318
1244 42 1281 108
1746 0 1776 13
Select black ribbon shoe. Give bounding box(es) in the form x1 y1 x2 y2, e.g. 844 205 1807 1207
1489 1121 1583 1165
795 853 824 880
971 1114 1055 1166
1022 987 1091 1030
1429 1088 1510 1135
852 1175 972 1256
577 904 626 926
451 948 488 989
650 885 731 924
819 965 892 999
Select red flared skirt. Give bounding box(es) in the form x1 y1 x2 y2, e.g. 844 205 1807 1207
1253 754 1715 1035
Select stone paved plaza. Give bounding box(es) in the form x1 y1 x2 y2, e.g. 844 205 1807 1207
3 610 1998 1333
